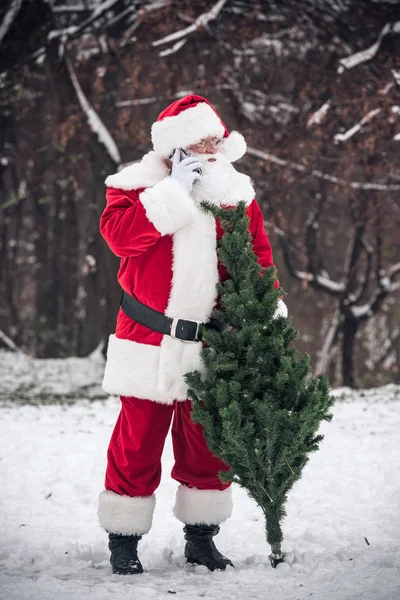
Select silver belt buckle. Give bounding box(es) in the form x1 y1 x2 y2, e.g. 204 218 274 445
170 318 202 343
170 317 179 340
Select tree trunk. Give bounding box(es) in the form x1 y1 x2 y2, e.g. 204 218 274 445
342 316 359 388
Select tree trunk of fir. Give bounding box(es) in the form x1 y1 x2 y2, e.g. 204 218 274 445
264 507 285 568
342 315 359 389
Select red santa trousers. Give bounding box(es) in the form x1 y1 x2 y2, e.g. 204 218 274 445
97 395 232 536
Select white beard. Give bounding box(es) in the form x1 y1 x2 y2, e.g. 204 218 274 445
190 152 255 207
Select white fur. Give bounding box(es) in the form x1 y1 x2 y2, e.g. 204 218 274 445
102 334 205 404
219 130 247 162
105 151 167 190
157 207 219 398
139 177 198 236
191 153 255 207
151 103 225 158
273 299 288 319
98 490 156 535
173 486 233 525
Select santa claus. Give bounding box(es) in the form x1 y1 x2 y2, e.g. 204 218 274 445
98 94 287 574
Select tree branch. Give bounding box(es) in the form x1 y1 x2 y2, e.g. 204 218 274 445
305 194 325 277
0 0 23 44
338 21 400 73
0 328 22 353
65 56 121 165
272 223 345 297
247 147 400 192
152 0 227 47
315 309 343 376
348 236 373 306
351 262 400 320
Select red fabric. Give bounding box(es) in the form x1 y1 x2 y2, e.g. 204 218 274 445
105 396 231 496
100 188 279 346
155 94 229 139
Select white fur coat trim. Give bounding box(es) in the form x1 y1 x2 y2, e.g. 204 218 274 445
274 299 288 319
105 151 168 191
151 103 225 158
173 486 233 525
98 490 156 535
102 334 205 404
140 177 198 236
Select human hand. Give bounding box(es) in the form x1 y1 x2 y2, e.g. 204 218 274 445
170 149 202 194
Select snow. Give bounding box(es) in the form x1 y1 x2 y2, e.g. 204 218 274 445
0 0 23 45
1 351 400 599
334 109 381 144
159 39 188 58
307 100 331 128
337 22 399 73
152 0 228 47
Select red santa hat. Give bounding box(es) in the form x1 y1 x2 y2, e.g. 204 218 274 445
151 94 247 162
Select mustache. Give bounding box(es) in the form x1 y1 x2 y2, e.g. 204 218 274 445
186 151 224 163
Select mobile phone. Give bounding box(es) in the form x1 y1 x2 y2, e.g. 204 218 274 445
171 148 202 175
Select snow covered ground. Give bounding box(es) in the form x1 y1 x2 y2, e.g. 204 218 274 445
0 350 400 600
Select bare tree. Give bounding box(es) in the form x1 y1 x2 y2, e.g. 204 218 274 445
265 191 400 387
1 0 399 389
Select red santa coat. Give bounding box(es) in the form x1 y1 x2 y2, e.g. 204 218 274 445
100 151 278 405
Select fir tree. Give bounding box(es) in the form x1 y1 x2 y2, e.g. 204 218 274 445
185 201 335 567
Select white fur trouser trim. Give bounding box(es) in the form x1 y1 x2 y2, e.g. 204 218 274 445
98 490 156 535
173 485 233 526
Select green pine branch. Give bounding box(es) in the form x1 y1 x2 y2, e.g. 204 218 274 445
185 201 335 564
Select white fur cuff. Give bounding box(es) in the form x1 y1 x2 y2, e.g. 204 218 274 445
273 299 288 319
139 177 198 236
98 490 156 535
173 486 233 525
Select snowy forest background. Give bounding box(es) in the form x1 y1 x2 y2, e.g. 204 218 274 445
1 0 400 389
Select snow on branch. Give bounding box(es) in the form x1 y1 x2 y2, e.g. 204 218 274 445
52 4 91 13
66 57 121 165
338 21 400 73
152 0 227 47
115 96 159 107
247 147 400 191
271 224 345 297
48 0 121 41
114 90 195 109
0 329 23 353
333 109 381 144
0 0 23 44
351 262 400 319
159 38 188 57
307 100 331 128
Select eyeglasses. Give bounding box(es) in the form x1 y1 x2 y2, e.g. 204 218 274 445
190 137 223 150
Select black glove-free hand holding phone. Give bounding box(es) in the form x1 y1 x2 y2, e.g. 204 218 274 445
170 148 202 175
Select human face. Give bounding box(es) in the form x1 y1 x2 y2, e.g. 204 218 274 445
187 136 223 155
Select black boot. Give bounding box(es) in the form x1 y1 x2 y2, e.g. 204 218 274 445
108 533 143 575
184 524 234 571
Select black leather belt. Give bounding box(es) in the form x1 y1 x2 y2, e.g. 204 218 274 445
120 291 224 343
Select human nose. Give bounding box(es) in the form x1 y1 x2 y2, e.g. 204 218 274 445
205 140 218 153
